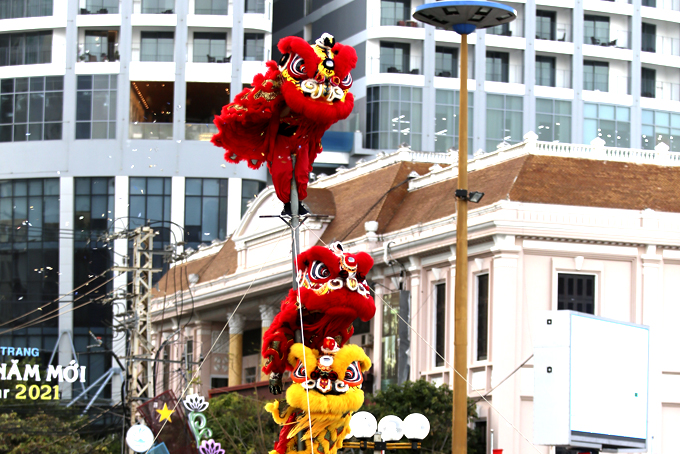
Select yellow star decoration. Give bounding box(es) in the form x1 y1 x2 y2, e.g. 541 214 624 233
156 403 174 423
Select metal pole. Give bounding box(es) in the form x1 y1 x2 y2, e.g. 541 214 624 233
291 154 301 290
453 32 469 454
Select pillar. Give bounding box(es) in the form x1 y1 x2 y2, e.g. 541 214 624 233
228 313 245 386
58 177 74 399
489 234 520 453
111 175 129 402
259 305 276 381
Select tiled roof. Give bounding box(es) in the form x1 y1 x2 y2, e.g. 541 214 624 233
155 153 680 297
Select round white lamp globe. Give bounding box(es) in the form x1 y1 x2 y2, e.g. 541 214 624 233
403 413 431 440
349 411 378 439
378 415 404 442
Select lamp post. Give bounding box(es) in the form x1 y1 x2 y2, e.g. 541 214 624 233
412 3 516 454
346 412 431 452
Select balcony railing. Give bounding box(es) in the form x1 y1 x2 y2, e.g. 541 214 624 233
195 0 228 14
642 33 680 56
486 64 523 84
185 123 218 141
585 75 630 95
369 56 425 76
536 22 572 43
77 42 119 62
79 1 119 14
536 69 572 88
584 29 632 49
185 43 231 63
129 123 173 140
654 82 680 101
141 1 174 14
487 19 524 38
654 0 680 10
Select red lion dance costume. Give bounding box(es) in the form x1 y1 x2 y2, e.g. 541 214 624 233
211 33 357 204
262 242 375 394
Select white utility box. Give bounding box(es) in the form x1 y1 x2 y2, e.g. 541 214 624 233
533 310 649 452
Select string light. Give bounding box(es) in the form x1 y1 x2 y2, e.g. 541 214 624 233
132 82 150 110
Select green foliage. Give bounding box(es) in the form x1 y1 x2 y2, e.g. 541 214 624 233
205 392 280 454
0 410 115 454
361 380 485 454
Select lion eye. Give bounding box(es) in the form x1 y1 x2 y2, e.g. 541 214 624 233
310 261 330 281
289 54 306 78
343 361 363 385
339 73 353 89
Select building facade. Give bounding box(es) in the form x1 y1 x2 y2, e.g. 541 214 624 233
152 136 680 454
273 0 680 155
0 0 275 405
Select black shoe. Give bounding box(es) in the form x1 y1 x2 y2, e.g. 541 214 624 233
281 202 308 217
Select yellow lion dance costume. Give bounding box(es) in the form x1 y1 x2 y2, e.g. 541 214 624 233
265 337 371 454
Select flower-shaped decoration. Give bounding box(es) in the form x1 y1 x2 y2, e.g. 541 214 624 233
199 439 225 454
184 393 209 413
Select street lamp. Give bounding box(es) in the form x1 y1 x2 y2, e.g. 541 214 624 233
345 412 431 451
412 3 516 454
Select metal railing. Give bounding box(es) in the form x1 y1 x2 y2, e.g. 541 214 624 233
642 33 680 56
536 69 572 88
584 75 630 95
654 82 680 101
486 64 523 84
487 19 524 38
536 22 572 43
129 123 173 140
369 55 425 76
185 124 218 141
79 1 119 14
77 42 119 62
654 0 680 10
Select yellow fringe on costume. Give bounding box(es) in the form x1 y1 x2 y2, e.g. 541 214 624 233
265 343 373 454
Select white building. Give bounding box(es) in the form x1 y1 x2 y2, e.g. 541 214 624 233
0 0 276 405
153 136 680 454
273 0 680 154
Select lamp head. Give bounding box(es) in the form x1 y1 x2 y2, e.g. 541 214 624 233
349 411 378 439
404 413 431 440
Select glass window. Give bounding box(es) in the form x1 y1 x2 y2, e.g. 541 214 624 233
0 178 60 368
583 60 608 92
0 0 52 18
75 75 117 140
536 98 571 143
557 274 594 314
584 15 609 45
193 32 227 63
486 51 509 82
380 42 410 73
79 30 119 62
141 0 174 14
435 46 457 78
536 10 555 40
434 282 446 367
641 68 655 98
584 103 630 147
245 0 264 13
381 292 400 388
129 81 173 139
0 31 51 66
476 274 489 361
243 33 264 61
380 0 410 26
184 178 228 248
241 179 265 216
366 84 424 151
434 89 473 153
487 22 511 36
641 109 680 151
195 0 227 14
0 76 62 142
140 31 174 62
642 23 656 53
486 94 523 151
535 56 555 87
